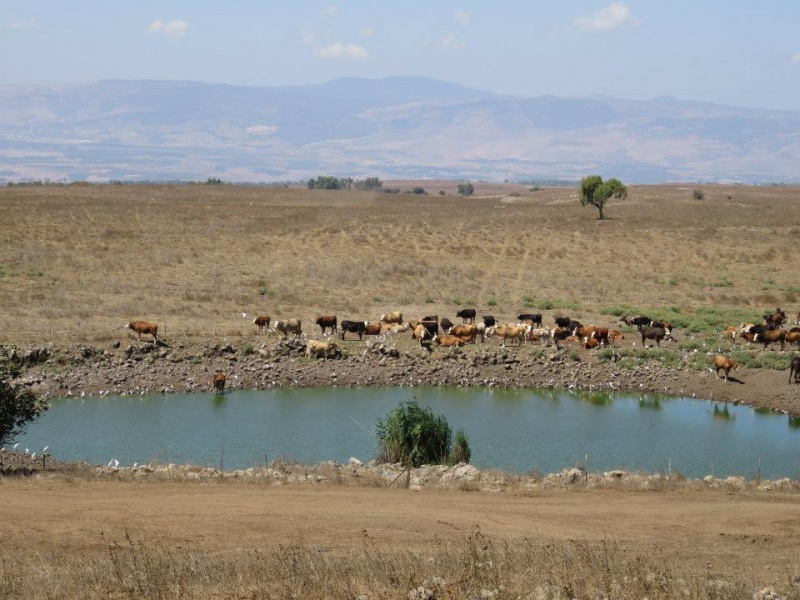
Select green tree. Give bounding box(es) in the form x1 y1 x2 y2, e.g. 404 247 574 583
0 355 48 445
355 177 383 191
376 399 467 467
457 182 474 196
579 175 628 220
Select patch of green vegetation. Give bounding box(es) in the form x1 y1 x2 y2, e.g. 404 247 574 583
258 287 276 297
0 267 20 278
726 349 795 371
521 294 534 308
711 279 734 288
599 304 638 317
424 296 435 304
372 296 382 303
486 297 497 307
241 344 255 356
535 298 580 311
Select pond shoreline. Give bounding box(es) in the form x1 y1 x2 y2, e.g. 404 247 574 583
9 338 800 416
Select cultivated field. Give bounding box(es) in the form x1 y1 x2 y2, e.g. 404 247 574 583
2 182 798 343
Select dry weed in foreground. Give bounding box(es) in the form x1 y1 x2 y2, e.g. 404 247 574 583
0 527 761 600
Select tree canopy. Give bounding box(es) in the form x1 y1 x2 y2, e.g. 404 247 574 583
578 175 628 220
0 354 48 446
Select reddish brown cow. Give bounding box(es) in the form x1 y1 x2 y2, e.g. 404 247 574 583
126 320 158 343
433 334 465 348
365 322 383 336
449 324 478 343
253 315 271 335
212 372 226 394
711 355 738 382
315 315 337 335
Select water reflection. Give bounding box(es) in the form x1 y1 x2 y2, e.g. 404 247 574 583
789 415 800 430
573 390 613 406
639 396 662 411
713 403 735 421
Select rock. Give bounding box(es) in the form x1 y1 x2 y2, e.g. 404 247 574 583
348 457 363 467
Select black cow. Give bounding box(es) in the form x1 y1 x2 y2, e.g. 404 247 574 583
421 319 439 337
340 320 366 340
630 315 651 331
440 317 455 333
567 320 583 334
456 308 476 324
641 326 667 347
554 316 572 329
482 315 496 328
517 313 543 327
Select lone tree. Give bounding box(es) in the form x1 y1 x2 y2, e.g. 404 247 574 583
579 175 628 220
0 356 48 445
457 182 474 197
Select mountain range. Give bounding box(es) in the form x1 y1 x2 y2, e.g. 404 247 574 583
1 76 798 184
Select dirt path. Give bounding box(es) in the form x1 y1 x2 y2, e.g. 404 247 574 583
2 479 799 586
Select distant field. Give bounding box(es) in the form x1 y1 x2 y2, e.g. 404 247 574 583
1 182 798 343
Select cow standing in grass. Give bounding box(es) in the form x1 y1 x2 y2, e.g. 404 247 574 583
126 321 158 343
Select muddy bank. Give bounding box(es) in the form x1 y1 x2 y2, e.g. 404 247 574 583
7 337 800 416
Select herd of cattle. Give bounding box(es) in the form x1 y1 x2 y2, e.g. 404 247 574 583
125 306 800 391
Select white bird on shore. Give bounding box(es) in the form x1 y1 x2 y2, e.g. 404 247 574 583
241 312 248 319
13 443 19 450
42 446 48 453
30 453 35 459
108 458 119 468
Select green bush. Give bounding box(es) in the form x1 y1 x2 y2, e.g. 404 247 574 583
0 352 49 445
450 430 471 464
376 399 462 467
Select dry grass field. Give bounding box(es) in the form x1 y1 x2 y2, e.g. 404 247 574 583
2 182 798 343
3 182 800 598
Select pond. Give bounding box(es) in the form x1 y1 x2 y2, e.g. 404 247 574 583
14 387 800 478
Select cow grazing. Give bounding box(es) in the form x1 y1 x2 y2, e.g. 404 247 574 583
274 318 302 339
364 322 383 336
253 315 271 335
306 339 340 360
433 334 465 349
482 315 496 328
413 323 433 346
789 356 800 383
449 324 478 343
517 313 543 327
456 308 476 324
724 326 737 345
641 326 667 347
764 308 786 329
315 315 337 335
622 315 651 331
608 330 624 347
212 372 226 394
495 324 525 346
380 311 403 325
711 355 739 382
440 317 455 333
126 321 158 343
785 331 800 347
554 315 572 329
340 320 366 340
758 329 785 351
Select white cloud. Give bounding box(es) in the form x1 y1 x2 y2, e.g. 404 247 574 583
454 11 472 26
8 18 36 30
322 5 338 15
313 42 368 59
440 34 465 51
575 3 638 31
359 27 374 38
299 30 316 44
792 54 800 64
148 20 189 38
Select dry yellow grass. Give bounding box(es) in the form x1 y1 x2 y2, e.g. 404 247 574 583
1 182 798 344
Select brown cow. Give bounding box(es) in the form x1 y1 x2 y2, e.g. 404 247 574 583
380 311 403 325
583 337 600 349
433 334 465 348
785 331 800 347
126 320 158 343
306 339 340 360
711 355 738 382
789 356 800 384
495 324 525 346
641 326 668 348
212 372 226 394
253 315 271 335
759 329 785 351
449 324 478 343
608 330 624 347
724 326 737 345
315 315 337 335
364 322 383 336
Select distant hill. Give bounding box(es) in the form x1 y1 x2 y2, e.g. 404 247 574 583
0 76 798 184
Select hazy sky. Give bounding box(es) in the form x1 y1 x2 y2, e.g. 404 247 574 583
2 1 800 110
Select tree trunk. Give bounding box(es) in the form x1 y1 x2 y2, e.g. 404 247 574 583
598 205 605 220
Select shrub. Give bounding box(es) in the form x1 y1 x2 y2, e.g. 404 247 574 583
411 187 426 195
449 430 471 464
0 352 49 445
692 189 704 200
457 182 474 196
375 399 459 467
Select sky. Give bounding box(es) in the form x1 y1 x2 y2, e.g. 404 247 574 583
2 1 800 110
